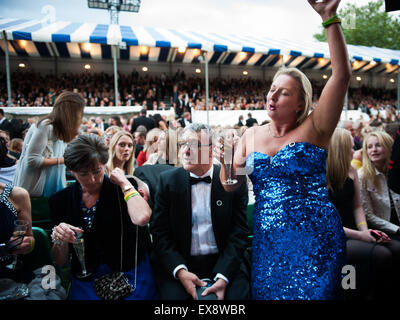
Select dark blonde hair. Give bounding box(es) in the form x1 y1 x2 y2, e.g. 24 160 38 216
326 128 353 191
273 67 312 125
360 130 394 191
38 91 84 142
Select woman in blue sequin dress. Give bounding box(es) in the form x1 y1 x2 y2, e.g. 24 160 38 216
218 0 350 299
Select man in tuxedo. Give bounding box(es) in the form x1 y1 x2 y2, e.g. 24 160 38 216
130 109 155 133
178 111 192 128
150 123 250 300
94 117 109 132
245 112 258 127
0 109 11 136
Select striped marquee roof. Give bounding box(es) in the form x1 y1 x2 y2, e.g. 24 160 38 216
0 17 399 75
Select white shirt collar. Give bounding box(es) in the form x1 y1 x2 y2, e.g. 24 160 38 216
189 165 213 179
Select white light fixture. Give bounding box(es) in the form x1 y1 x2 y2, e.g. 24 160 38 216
322 74 328 79
195 68 201 74
243 71 248 76
356 76 362 81
390 78 395 83
142 66 148 72
140 46 149 55
84 64 91 70
83 43 91 52
178 47 186 53
18 63 26 68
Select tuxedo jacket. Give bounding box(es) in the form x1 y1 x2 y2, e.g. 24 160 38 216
130 116 155 133
150 165 249 281
133 163 176 210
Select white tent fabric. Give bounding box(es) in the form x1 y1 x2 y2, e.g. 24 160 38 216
1 17 399 68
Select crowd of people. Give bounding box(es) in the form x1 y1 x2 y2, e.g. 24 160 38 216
1 0 400 301
0 70 397 117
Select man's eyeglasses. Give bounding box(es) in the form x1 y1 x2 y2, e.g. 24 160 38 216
178 142 212 149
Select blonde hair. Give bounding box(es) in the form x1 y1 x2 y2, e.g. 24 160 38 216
143 128 163 153
273 67 312 125
326 128 353 191
106 131 135 175
360 130 394 191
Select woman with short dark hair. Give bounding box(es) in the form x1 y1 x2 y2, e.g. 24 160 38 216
50 134 157 300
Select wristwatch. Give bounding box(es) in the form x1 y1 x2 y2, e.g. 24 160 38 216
122 184 134 193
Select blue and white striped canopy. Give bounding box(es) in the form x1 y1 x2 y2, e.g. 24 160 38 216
0 17 399 74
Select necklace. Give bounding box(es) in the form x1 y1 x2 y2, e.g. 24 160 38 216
268 124 289 138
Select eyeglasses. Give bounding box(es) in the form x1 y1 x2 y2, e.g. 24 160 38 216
178 141 212 149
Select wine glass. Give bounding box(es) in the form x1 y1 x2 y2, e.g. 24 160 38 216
220 130 238 185
10 220 29 269
73 230 92 279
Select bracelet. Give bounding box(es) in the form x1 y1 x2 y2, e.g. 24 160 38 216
124 191 140 202
357 221 367 228
51 227 65 246
322 14 342 28
24 238 35 254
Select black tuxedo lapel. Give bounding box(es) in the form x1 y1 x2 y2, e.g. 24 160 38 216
210 165 228 250
181 169 193 256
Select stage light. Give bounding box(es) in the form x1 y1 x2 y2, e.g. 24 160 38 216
178 47 186 53
142 66 148 72
390 78 395 83
322 74 328 79
193 49 201 56
195 68 201 74
19 40 27 48
140 46 149 55
84 64 91 70
18 63 26 68
83 43 91 52
239 52 247 59
356 76 362 81
243 71 248 76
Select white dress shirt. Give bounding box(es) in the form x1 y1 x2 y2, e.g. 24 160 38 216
173 165 229 283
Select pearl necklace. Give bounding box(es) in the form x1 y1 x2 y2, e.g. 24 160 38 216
268 124 289 138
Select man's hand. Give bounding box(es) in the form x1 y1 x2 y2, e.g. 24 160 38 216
177 269 207 300
201 278 227 300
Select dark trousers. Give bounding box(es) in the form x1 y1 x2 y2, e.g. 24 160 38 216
154 254 250 300
345 238 400 299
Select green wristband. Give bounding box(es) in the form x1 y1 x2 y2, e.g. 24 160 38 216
322 14 342 28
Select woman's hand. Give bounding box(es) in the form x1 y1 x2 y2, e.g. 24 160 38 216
9 235 35 255
308 0 340 21
52 223 83 244
109 167 130 188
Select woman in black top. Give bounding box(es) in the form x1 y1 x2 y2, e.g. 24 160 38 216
50 134 157 300
327 128 400 299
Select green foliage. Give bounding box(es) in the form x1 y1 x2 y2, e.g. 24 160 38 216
313 0 400 50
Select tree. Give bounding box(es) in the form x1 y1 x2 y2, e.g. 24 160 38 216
313 0 400 50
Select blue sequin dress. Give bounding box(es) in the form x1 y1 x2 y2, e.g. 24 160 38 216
246 142 346 300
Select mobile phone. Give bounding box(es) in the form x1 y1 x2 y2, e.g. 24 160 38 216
370 230 382 240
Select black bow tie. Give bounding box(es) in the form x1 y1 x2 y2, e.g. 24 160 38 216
190 176 212 185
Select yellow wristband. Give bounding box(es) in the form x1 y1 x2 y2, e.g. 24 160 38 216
124 191 140 202
357 221 367 228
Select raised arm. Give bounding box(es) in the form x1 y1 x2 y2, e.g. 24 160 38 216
308 0 351 143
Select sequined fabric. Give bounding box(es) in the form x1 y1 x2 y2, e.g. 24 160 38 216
246 142 346 300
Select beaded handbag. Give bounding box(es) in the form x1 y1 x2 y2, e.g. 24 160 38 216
93 187 138 300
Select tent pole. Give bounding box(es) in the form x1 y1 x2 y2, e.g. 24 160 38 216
3 31 12 107
112 45 119 107
397 69 399 110
205 51 209 126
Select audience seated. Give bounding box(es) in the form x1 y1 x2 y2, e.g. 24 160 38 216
50 134 157 300
327 128 400 299
358 130 400 238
